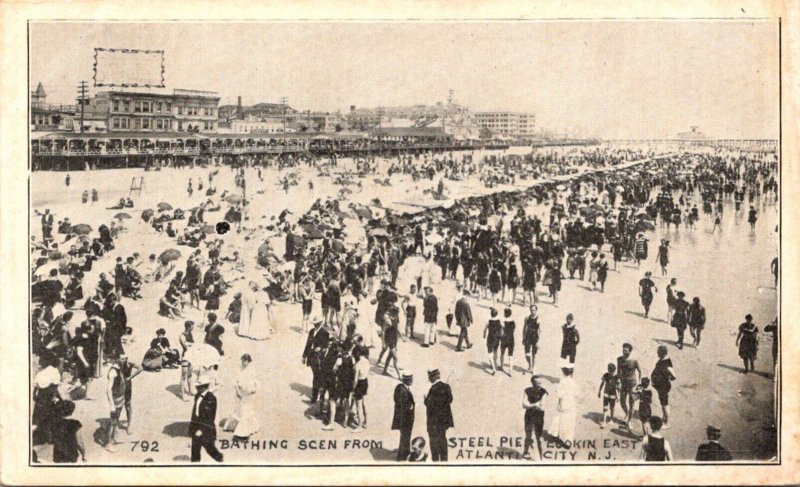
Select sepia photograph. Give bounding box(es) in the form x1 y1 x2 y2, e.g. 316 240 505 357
1 4 796 483
24 19 782 468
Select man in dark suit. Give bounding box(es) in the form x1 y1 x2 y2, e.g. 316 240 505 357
41 269 64 310
103 294 127 358
695 425 732 462
424 369 453 461
454 289 473 351
392 371 415 461
302 317 330 405
190 377 223 462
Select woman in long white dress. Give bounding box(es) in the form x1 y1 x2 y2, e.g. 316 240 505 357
236 282 256 339
548 366 578 448
238 282 273 340
248 284 274 340
232 354 260 439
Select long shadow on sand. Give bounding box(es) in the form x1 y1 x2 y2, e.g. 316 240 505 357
624 310 646 319
534 374 560 384
467 360 495 376
609 426 642 440
162 421 192 438
652 338 680 348
165 383 183 399
290 382 312 399
716 363 774 379
437 337 459 352
583 412 605 426
369 445 398 461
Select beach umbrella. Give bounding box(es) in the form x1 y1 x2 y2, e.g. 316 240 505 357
302 225 325 239
33 261 60 279
72 224 92 235
157 202 173 211
634 220 656 232
141 209 154 221
332 240 346 253
450 221 470 234
159 249 182 264
635 211 651 219
225 194 243 205
388 215 409 227
426 233 444 245
290 234 306 247
184 343 220 370
114 212 132 220
353 207 372 219
369 228 389 238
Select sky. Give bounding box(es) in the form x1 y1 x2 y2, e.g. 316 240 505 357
30 21 779 139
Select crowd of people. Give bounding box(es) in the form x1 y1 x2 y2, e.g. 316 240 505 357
29 144 778 463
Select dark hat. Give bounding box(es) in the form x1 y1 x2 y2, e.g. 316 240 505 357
706 424 721 436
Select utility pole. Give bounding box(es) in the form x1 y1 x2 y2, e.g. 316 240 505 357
76 81 88 133
280 96 288 134
377 108 384 154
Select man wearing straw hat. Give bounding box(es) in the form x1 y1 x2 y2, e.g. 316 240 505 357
190 374 223 462
302 316 330 407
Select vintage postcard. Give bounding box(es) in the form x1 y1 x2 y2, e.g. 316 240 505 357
1 1 798 485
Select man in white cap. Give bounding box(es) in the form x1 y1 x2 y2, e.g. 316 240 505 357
190 375 223 462
392 370 415 461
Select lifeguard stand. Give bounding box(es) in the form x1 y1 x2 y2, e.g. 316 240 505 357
129 176 145 196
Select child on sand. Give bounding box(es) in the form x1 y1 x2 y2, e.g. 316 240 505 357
597 363 619 429
633 377 653 437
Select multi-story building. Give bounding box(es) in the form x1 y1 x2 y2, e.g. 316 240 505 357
473 111 536 139
229 118 286 134
91 88 220 133
308 112 347 132
29 82 80 131
31 82 47 108
345 100 469 131
219 101 295 122
345 107 382 130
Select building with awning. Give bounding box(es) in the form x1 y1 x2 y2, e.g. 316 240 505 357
369 127 453 148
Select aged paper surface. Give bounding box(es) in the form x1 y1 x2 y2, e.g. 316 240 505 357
1 0 799 485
